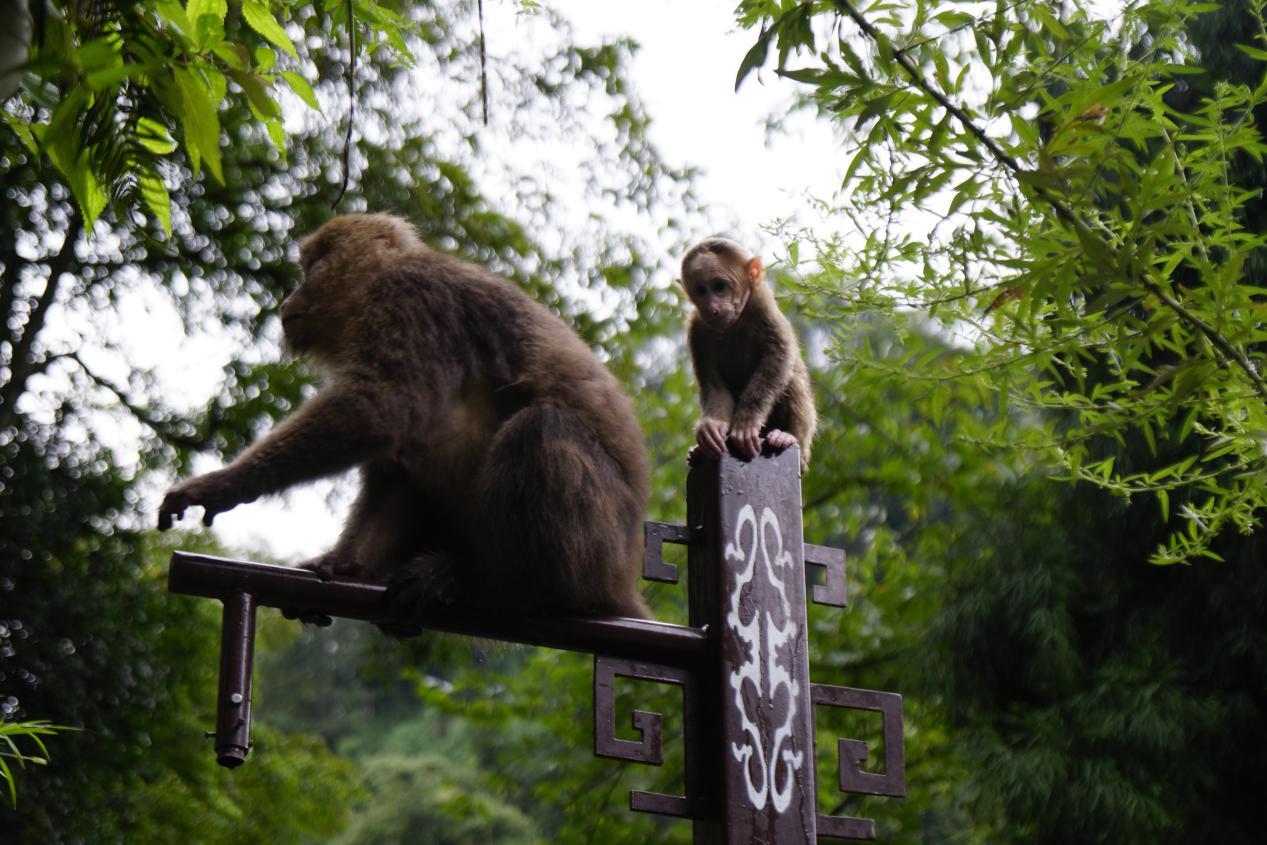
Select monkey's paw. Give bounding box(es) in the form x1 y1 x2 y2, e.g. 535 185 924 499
299 550 375 581
694 418 729 459
388 553 465 612
279 606 334 627
298 552 339 581
764 429 798 451
157 472 238 530
728 423 763 459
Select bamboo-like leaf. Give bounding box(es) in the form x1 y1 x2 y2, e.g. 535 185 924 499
1235 43 1267 61
1 755 15 808
736 22 777 90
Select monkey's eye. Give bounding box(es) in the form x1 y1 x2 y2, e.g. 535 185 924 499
693 285 708 299
711 281 728 295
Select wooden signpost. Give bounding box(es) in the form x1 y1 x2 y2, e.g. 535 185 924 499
168 448 905 841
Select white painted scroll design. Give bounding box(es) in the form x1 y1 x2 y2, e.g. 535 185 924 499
725 503 804 814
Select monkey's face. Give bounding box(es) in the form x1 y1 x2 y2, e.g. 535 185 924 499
283 234 344 356
683 253 749 331
284 214 427 357
279 285 318 353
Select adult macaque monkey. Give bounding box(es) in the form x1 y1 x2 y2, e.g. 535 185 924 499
158 213 652 620
681 238 817 471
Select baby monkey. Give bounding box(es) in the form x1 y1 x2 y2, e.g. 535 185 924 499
682 238 817 471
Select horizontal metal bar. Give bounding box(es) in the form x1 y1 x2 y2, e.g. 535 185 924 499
169 551 709 668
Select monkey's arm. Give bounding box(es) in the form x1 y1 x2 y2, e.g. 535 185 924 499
158 385 396 529
784 359 818 469
689 323 735 458
729 325 796 457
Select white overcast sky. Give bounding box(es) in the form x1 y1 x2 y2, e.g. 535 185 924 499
206 0 843 559
548 0 841 227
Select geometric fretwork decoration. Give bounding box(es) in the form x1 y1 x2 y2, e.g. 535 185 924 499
805 542 847 607
167 446 906 843
593 656 711 819
812 683 907 840
642 521 695 584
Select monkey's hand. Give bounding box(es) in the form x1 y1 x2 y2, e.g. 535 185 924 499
157 470 243 530
694 417 730 460
765 429 797 451
297 551 361 581
728 421 763 459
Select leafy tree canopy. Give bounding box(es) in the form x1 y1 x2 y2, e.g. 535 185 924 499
736 0 1267 564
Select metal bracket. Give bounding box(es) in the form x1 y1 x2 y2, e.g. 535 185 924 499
642 521 696 584
593 655 710 819
805 543 847 607
812 683 906 840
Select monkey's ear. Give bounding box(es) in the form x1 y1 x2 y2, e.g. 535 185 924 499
746 257 766 287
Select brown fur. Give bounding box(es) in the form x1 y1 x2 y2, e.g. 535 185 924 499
159 213 652 620
681 238 817 471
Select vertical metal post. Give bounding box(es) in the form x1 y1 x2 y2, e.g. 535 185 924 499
690 449 817 845
688 457 725 845
214 590 257 768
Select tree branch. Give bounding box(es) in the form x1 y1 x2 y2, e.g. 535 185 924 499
52 350 208 451
334 0 358 208
0 215 83 429
477 0 489 125
0 202 22 341
831 0 1267 403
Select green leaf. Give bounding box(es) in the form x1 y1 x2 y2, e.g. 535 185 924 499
154 0 194 36
254 47 276 72
174 66 224 182
136 116 178 154
86 62 143 90
1161 63 1206 76
264 115 285 154
2 114 37 154
856 92 894 128
188 0 227 48
1235 43 1267 61
736 21 777 91
212 43 250 71
138 166 172 235
230 70 281 118
77 37 123 72
203 65 228 107
45 88 87 145
1031 4 1070 40
282 71 320 110
934 11 976 28
242 0 298 59
48 141 108 229
187 0 227 21
776 67 825 84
